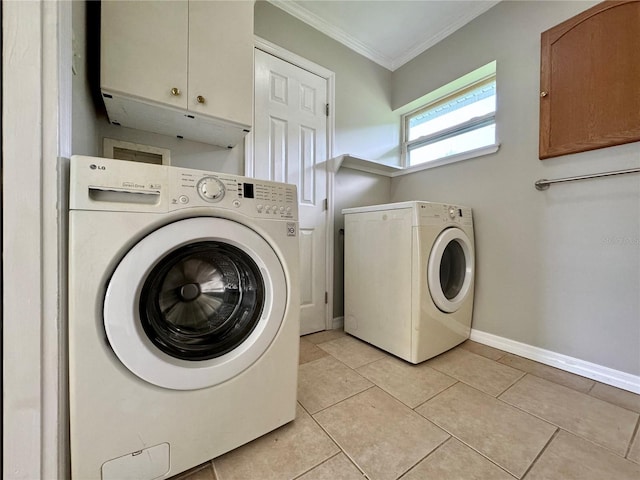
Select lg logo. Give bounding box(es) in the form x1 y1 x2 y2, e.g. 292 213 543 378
90 164 106 170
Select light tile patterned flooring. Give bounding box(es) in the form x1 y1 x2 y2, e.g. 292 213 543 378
175 330 640 480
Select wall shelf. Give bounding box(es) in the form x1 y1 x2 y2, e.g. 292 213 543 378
331 154 403 177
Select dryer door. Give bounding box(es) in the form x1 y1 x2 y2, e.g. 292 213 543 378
104 217 287 390
427 227 474 313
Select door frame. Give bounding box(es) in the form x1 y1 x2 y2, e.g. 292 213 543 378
247 36 337 332
3 1 72 478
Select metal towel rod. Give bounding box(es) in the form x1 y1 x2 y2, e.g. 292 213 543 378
535 167 640 191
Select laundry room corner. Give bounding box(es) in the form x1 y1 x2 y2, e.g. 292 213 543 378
388 0 640 385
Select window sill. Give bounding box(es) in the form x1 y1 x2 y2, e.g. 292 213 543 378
402 143 500 176
332 143 500 178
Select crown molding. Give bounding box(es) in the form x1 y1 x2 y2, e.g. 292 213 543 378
268 0 500 72
391 1 500 70
268 0 396 70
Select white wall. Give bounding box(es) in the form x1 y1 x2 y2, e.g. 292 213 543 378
390 1 640 376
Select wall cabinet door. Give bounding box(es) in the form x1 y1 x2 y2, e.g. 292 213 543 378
188 1 253 126
539 0 640 159
101 1 188 110
100 1 253 147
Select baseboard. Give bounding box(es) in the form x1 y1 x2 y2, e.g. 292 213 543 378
332 316 344 330
470 329 640 394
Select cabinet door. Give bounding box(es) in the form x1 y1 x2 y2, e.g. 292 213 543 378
101 1 188 109
188 1 253 125
539 0 640 159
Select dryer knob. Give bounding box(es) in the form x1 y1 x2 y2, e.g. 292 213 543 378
197 176 226 202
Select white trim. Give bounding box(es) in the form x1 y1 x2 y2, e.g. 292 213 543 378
3 1 68 478
254 37 335 79
249 37 336 333
391 1 500 71
266 0 395 70
401 143 500 175
267 0 500 71
470 329 640 394
332 316 345 331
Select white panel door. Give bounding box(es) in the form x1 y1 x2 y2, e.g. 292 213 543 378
253 49 328 335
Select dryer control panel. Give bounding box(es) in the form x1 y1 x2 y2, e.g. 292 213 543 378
415 202 473 227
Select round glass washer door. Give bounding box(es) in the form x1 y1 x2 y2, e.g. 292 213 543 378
427 227 474 313
103 217 287 391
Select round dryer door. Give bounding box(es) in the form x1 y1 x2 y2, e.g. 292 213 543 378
427 227 474 313
103 217 287 391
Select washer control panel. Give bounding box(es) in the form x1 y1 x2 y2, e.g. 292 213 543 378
197 176 226 203
171 167 298 220
69 155 297 221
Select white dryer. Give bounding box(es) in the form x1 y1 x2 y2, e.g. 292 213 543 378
68 156 300 479
342 201 474 363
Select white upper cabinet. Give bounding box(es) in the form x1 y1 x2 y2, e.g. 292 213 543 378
188 1 253 126
100 1 254 148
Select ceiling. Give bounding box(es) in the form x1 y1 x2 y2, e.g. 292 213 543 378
268 0 501 71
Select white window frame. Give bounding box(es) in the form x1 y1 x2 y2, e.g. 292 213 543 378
401 63 499 171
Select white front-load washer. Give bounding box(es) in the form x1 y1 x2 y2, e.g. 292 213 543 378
342 201 474 363
68 155 300 479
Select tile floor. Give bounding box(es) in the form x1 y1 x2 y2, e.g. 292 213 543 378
175 330 640 480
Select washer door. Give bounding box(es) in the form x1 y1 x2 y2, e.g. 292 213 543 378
104 217 287 390
427 227 474 313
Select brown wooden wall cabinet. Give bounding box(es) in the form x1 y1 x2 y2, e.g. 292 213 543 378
539 0 640 159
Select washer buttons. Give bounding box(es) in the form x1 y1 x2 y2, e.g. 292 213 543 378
178 195 189 204
232 199 241 208
257 204 263 212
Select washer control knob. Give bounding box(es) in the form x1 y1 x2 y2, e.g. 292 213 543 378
197 176 225 202
449 206 456 218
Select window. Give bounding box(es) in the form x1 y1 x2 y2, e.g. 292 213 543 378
402 62 497 168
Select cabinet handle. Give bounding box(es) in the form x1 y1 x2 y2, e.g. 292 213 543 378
171 87 181 96
540 91 549 97
196 95 206 104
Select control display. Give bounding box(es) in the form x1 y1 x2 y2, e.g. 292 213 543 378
243 183 254 199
